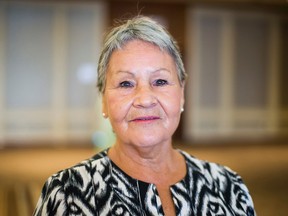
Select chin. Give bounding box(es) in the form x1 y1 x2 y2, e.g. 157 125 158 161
131 134 171 148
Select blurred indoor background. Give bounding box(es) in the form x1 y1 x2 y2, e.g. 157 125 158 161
0 0 287 215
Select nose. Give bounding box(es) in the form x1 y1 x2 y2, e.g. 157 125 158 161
133 85 157 108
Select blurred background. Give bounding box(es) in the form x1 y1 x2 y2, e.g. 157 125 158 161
0 0 287 215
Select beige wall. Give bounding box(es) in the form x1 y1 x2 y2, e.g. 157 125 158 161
184 7 288 142
0 2 110 147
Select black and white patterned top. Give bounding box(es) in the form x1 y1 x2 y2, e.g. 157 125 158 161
33 149 256 216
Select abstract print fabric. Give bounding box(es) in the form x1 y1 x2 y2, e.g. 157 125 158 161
33 149 256 216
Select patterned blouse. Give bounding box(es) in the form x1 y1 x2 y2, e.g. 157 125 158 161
33 149 256 216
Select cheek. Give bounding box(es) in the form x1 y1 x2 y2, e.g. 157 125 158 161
106 94 130 121
162 90 183 114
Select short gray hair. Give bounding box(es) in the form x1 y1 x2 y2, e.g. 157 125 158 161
97 16 187 93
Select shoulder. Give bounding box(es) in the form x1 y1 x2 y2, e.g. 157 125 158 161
179 150 256 215
180 149 241 182
33 149 110 215
48 149 109 184
180 149 247 190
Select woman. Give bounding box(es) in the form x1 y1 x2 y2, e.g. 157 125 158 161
34 16 256 216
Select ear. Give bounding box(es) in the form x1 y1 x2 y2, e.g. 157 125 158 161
180 83 185 110
102 95 108 118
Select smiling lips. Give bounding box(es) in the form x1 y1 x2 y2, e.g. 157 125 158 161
130 116 160 123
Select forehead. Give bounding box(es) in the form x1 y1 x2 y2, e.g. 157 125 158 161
113 40 163 58
107 40 176 73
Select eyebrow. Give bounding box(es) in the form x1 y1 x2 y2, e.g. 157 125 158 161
116 70 134 75
115 68 171 75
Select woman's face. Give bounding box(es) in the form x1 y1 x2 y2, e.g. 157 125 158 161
102 40 184 148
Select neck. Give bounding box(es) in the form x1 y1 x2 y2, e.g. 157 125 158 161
108 140 185 184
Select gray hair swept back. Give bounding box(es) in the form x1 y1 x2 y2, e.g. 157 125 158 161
97 16 187 94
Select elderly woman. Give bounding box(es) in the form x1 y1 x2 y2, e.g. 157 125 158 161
34 16 256 216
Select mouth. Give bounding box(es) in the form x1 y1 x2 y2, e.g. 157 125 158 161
130 116 160 123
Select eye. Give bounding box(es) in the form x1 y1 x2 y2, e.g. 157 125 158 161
119 81 134 88
154 79 168 86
